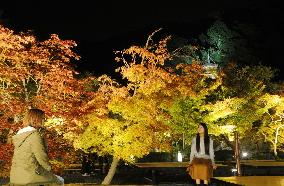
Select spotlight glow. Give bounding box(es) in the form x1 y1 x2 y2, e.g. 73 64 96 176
177 151 183 162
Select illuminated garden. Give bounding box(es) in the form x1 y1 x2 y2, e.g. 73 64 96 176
1 19 284 185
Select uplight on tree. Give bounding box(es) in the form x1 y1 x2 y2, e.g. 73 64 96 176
177 151 183 162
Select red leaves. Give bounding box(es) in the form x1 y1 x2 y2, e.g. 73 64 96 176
0 143 13 177
0 25 95 175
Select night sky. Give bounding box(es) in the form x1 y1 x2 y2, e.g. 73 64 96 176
1 0 283 80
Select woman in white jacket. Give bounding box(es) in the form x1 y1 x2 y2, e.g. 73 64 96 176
188 123 217 185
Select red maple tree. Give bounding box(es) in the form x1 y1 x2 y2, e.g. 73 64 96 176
0 25 96 176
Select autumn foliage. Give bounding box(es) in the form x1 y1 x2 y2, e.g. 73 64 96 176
0 25 96 176
1 24 284 184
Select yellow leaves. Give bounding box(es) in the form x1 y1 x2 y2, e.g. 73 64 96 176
255 94 284 151
44 116 65 134
115 32 172 89
138 77 167 96
108 95 159 125
74 71 174 162
204 97 245 122
259 94 284 110
111 124 153 162
97 74 118 86
73 114 160 162
49 159 65 168
119 64 147 83
77 31 210 162
243 94 284 122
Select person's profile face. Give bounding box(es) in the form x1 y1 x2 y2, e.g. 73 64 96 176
198 125 205 134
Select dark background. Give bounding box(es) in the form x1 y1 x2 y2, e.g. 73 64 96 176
1 0 283 80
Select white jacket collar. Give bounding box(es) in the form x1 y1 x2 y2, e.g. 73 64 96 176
17 126 36 134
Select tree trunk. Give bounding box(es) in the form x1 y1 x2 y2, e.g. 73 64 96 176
101 157 119 185
274 124 284 157
234 132 242 176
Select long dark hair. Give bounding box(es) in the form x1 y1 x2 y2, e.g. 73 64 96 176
196 122 210 155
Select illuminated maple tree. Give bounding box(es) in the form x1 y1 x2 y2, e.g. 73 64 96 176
65 29 211 184
0 25 96 176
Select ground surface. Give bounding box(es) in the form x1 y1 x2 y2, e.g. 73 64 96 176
216 176 284 186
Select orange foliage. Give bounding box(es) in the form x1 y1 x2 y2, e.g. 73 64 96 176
73 30 206 164
0 25 96 175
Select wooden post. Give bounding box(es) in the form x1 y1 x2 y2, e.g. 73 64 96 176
234 131 242 176
182 133 185 150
